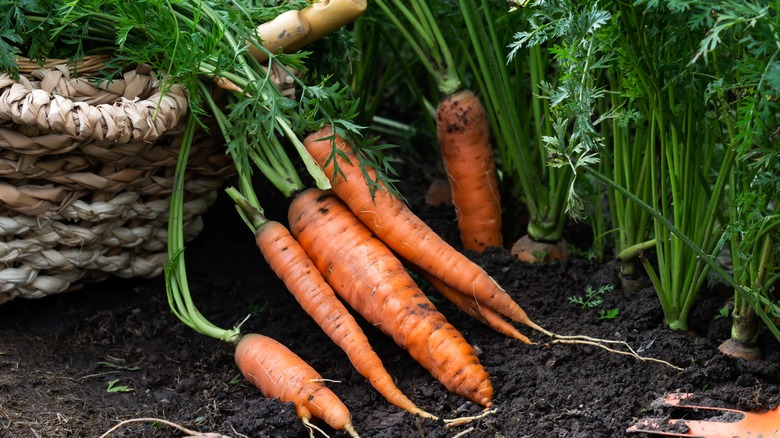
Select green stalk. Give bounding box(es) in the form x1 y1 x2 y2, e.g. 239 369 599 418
197 82 304 198
528 45 552 161
225 187 268 235
618 239 657 261
678 142 736 324
196 68 330 192
587 168 780 342
725 120 779 346
607 68 653 264
374 0 460 94
610 5 731 330
165 114 241 344
730 212 769 345
350 17 405 125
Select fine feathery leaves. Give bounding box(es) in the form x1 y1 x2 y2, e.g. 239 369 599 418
509 0 614 219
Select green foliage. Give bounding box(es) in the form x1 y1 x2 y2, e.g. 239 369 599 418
691 0 780 343
597 308 619 320
106 379 133 393
568 284 614 309
568 284 619 320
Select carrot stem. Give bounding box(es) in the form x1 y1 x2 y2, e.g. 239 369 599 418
164 114 241 344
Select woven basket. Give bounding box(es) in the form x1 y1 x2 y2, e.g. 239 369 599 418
0 57 236 304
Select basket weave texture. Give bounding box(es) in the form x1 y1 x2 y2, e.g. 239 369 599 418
0 59 234 303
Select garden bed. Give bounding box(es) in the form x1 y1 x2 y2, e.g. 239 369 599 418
1 172 778 438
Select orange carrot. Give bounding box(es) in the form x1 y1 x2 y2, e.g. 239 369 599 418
234 333 360 438
436 89 502 252
288 188 494 407
253 219 436 419
302 126 548 338
413 267 532 344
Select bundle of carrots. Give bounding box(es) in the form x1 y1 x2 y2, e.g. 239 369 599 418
225 124 683 435
249 126 554 412
220 124 545 432
230 189 437 420
288 188 495 407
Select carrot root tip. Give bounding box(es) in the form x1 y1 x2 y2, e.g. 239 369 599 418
302 417 328 438
443 407 498 428
344 423 360 438
417 411 439 420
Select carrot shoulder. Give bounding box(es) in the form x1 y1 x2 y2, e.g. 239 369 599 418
288 188 494 407
302 126 544 337
254 220 435 419
436 89 503 252
234 333 359 438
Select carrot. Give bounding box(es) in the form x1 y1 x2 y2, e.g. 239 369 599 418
302 126 549 338
234 333 360 438
413 267 532 344
510 234 568 263
436 89 503 252
288 188 494 407
252 217 436 419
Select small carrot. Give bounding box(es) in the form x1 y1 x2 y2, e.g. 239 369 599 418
302 127 549 338
288 188 494 407
212 75 245 94
436 89 503 252
412 266 532 344
248 211 435 419
235 333 360 438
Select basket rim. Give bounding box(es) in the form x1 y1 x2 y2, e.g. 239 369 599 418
14 55 119 76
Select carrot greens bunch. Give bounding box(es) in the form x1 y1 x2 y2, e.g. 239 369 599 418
690 0 780 357
575 0 780 346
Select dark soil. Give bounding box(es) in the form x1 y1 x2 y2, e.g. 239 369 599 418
1 170 779 438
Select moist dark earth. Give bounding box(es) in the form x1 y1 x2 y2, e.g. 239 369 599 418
1 166 779 438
